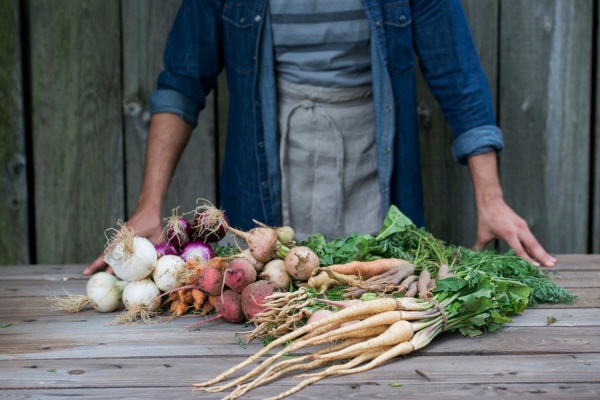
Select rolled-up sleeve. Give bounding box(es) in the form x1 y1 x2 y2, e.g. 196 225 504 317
149 89 201 128
452 124 504 164
148 0 223 129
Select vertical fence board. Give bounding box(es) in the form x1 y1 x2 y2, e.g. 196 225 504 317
30 0 123 263
499 1 592 254
418 0 499 248
594 3 600 254
0 0 29 265
122 0 217 221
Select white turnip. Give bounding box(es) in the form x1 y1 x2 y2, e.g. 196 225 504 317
110 278 162 325
104 233 157 282
276 226 295 246
86 272 126 312
152 255 186 292
49 272 126 313
284 246 320 281
259 259 291 290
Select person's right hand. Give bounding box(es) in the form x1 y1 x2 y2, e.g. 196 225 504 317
83 210 165 276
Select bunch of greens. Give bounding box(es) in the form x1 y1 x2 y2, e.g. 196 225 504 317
303 205 575 306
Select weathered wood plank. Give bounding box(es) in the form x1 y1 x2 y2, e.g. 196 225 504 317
0 259 599 399
2 320 599 360
29 0 124 264
594 2 600 254
0 0 29 265
498 0 593 253
418 0 499 249
1 354 599 390
2 384 599 400
121 0 218 220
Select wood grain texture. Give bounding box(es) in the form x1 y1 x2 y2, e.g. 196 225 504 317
594 2 600 254
122 0 218 219
0 257 598 398
498 0 593 254
29 0 124 263
0 0 29 265
418 0 499 249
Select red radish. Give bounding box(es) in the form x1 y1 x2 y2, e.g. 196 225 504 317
155 241 181 257
187 290 245 327
181 241 214 263
165 214 193 248
197 266 223 296
284 246 320 281
224 258 257 293
240 280 280 321
193 204 229 243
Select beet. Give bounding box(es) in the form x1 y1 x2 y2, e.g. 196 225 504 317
186 290 244 328
241 280 280 321
224 258 257 293
197 266 223 296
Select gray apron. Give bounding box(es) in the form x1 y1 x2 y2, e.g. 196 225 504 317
278 78 382 241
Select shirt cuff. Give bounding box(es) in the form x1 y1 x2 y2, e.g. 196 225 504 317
148 89 201 128
452 125 504 164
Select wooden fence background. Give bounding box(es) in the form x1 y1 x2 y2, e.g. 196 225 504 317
0 0 598 266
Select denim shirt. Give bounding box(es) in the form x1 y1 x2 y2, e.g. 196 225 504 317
149 0 503 231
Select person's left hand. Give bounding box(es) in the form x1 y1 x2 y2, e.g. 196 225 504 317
473 196 556 267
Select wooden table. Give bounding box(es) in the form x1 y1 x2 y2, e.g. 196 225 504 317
1 255 599 399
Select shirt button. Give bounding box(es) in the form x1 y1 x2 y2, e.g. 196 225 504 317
399 15 407 23
383 187 389 194
375 21 381 27
240 17 246 24
254 15 262 23
261 181 268 187
384 147 390 154
258 141 264 148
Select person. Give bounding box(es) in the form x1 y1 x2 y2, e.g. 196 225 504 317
84 0 555 275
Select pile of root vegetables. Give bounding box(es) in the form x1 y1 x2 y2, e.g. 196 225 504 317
52 203 576 400
51 201 325 327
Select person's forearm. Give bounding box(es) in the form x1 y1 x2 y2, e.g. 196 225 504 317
136 112 193 214
467 151 503 208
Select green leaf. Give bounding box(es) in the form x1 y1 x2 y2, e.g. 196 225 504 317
376 205 414 241
0 323 11 328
